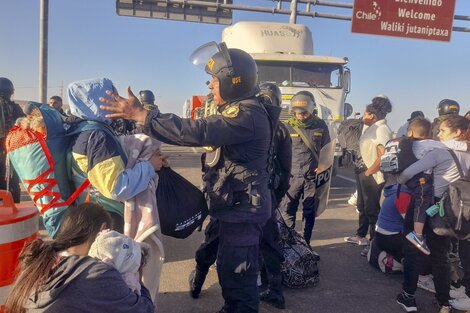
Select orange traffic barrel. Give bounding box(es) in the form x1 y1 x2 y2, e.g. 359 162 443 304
0 190 38 312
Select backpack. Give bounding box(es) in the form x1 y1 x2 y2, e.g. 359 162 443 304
380 137 418 174
429 150 470 240
5 102 112 237
277 213 320 288
336 118 363 151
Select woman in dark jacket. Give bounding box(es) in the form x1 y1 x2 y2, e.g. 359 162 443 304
5 203 154 313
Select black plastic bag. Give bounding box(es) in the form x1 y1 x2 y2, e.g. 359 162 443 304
156 167 208 239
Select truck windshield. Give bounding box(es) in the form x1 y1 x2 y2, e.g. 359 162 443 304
257 61 343 88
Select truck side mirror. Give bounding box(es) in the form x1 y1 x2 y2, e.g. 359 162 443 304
344 103 353 118
343 67 351 94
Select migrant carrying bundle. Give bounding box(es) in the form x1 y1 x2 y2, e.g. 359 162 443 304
6 102 208 240
5 103 111 237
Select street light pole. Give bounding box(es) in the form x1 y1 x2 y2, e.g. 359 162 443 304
39 0 48 103
289 0 298 24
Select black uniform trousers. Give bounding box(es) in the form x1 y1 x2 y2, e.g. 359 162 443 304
217 221 262 313
194 217 263 313
280 175 317 243
195 217 219 273
259 193 284 296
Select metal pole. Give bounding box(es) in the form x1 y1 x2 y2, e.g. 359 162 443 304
455 15 470 21
127 1 470 31
296 0 353 9
289 0 298 24
453 26 470 32
39 0 48 103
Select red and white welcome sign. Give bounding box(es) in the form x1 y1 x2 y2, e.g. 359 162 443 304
352 0 456 42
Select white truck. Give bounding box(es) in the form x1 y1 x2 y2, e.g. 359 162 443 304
222 21 351 123
222 21 352 176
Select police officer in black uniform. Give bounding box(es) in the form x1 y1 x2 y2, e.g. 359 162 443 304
257 82 291 309
431 99 460 140
279 91 330 246
0 77 24 202
139 90 158 111
101 42 274 313
186 83 290 306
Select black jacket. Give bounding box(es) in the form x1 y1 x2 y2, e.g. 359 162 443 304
286 117 331 177
144 98 273 223
272 122 292 203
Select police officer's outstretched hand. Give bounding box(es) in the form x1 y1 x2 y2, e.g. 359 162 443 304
100 86 150 125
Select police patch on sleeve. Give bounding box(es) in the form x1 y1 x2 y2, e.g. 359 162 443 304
222 105 240 118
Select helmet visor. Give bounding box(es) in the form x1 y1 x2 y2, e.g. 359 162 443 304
189 41 232 75
189 41 221 70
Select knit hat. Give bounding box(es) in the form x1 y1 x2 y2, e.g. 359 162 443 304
89 229 141 274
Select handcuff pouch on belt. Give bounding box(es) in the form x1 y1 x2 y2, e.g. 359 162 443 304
206 169 261 213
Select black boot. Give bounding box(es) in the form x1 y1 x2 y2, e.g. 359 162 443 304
259 289 286 309
188 269 208 299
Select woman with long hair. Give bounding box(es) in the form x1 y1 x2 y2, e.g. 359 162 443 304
5 203 154 313
396 114 470 313
438 115 470 312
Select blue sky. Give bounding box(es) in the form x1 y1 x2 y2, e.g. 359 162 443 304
1 0 469 131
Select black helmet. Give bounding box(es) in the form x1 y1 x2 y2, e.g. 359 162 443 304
438 99 459 116
139 90 155 105
204 43 258 103
259 82 282 107
291 91 316 114
0 77 14 98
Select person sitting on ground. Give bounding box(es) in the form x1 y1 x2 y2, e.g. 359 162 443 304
4 203 154 313
89 229 148 295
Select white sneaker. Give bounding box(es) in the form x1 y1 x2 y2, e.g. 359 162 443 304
417 275 435 293
347 192 358 206
450 296 470 310
450 286 466 299
344 235 369 246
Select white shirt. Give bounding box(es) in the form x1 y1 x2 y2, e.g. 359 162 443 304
359 119 392 184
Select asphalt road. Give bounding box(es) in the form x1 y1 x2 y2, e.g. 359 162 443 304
30 144 464 313
156 145 446 313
